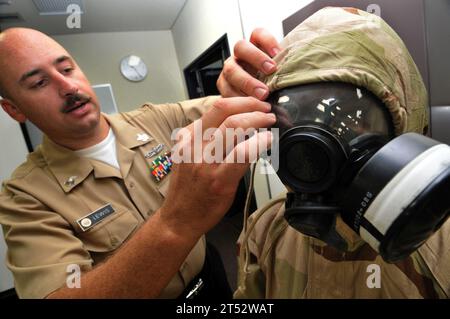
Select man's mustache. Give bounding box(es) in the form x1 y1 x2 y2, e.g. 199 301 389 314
61 93 92 113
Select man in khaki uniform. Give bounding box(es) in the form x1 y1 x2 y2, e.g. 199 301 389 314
0 28 278 298
235 7 449 299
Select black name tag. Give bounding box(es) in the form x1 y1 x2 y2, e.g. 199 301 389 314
77 204 115 232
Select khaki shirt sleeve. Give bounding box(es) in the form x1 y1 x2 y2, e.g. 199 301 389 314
147 96 220 132
0 187 92 299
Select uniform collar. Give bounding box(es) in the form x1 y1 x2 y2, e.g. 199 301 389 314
41 113 154 192
41 135 94 193
104 113 154 149
104 113 154 178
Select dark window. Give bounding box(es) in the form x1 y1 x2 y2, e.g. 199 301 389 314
184 34 230 99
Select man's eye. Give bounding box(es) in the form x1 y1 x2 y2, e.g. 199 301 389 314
31 79 47 89
63 67 74 74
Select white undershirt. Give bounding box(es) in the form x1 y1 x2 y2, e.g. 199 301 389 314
75 128 120 170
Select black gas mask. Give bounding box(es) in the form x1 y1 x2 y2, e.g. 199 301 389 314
270 82 450 263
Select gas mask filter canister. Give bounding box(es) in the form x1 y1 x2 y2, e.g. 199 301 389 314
271 82 450 262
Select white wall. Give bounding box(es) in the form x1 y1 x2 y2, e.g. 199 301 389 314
0 110 28 292
239 0 314 42
172 0 243 72
172 0 314 72
53 30 187 113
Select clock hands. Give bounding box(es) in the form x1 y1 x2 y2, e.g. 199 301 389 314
121 55 147 81
130 65 144 78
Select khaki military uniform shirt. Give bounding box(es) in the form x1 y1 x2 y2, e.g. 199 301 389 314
235 194 450 299
0 96 218 298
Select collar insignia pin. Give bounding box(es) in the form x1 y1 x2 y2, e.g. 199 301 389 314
65 176 78 187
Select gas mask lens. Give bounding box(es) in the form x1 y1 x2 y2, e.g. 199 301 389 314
287 141 329 183
272 82 394 194
270 82 450 262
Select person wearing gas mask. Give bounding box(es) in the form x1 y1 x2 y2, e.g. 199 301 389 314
233 7 450 299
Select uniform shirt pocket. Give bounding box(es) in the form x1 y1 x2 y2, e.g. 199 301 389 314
78 209 140 253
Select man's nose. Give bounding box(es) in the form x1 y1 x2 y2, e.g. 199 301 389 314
56 73 78 97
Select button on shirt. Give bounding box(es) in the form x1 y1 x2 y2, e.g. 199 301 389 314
0 96 219 298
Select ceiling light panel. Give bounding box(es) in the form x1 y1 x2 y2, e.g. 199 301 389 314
32 0 84 16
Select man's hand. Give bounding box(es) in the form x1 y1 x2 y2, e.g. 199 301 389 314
217 28 281 100
158 96 276 240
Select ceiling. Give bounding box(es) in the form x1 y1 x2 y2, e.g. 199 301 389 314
0 0 187 35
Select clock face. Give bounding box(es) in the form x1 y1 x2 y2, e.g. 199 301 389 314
120 55 148 82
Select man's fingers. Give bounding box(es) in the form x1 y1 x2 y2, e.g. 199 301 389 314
221 57 270 100
249 28 282 58
202 97 272 130
216 111 275 156
234 39 277 76
218 111 276 132
218 130 273 182
217 28 281 99
216 74 245 98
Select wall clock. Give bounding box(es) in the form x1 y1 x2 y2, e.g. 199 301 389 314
120 55 148 82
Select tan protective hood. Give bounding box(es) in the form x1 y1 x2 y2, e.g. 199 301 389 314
262 6 429 135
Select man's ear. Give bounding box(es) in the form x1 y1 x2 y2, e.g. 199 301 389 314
0 98 27 123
